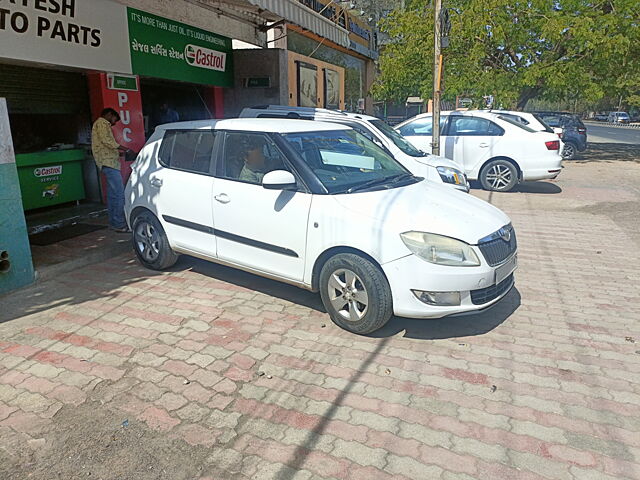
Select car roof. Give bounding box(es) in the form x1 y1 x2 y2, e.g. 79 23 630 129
155 118 352 133
242 105 380 122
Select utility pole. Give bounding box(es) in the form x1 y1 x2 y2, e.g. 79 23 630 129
432 0 442 156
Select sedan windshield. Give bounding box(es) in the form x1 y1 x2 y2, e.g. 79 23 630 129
280 129 418 194
370 119 428 157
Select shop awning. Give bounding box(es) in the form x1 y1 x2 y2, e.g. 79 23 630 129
245 0 350 48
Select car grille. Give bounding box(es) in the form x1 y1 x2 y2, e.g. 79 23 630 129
470 274 514 305
477 226 517 266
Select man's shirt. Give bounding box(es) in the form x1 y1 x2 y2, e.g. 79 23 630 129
239 164 265 184
91 117 121 170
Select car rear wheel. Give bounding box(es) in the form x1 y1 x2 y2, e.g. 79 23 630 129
319 253 393 334
480 159 518 192
562 142 577 160
132 211 179 270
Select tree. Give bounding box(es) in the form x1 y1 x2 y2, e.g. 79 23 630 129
372 0 640 111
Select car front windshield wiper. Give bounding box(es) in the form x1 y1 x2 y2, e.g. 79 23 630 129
344 173 416 194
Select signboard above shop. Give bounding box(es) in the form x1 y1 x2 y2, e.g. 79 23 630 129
0 0 233 87
127 8 232 87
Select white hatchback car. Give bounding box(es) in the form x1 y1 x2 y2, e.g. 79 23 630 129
240 105 469 192
396 111 563 192
125 119 518 334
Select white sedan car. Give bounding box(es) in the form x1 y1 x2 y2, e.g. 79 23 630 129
396 110 563 192
125 119 518 334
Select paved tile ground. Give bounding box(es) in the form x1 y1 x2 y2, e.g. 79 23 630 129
1 160 640 480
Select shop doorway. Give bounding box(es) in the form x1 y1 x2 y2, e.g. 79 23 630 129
139 79 216 138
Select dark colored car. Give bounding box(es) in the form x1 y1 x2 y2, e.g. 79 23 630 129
533 112 588 160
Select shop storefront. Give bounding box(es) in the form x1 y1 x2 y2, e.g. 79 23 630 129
0 0 233 211
0 0 234 293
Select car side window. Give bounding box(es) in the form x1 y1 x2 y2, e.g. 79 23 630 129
449 117 504 136
398 117 432 136
219 132 289 185
158 130 216 175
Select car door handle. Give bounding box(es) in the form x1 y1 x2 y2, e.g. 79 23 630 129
478 143 489 148
150 177 163 187
214 193 230 204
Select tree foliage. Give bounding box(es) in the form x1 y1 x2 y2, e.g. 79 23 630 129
372 0 640 110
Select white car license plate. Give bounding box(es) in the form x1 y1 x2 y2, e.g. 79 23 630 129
495 254 517 285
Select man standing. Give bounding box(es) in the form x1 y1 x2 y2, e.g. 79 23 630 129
91 108 129 233
158 102 179 124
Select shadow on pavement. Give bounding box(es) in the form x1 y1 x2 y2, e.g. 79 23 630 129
183 256 326 312
185 256 520 342
371 287 520 340
469 181 562 195
0 255 163 324
575 143 640 162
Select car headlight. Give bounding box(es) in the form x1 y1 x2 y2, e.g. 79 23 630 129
436 166 467 187
401 232 480 266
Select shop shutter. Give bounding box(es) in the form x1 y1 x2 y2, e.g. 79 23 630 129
0 64 89 115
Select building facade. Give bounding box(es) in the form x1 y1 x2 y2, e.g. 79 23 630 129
0 0 377 294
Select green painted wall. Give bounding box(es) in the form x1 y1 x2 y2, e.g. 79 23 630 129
1 97 34 295
0 162 35 294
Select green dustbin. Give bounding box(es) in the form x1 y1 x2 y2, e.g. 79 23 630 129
15 149 86 211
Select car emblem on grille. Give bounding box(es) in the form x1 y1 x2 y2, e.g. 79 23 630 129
499 227 511 242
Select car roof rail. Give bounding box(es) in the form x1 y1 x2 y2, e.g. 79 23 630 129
249 104 349 117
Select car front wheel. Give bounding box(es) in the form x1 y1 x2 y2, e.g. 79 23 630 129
480 159 519 192
319 253 393 334
132 211 179 270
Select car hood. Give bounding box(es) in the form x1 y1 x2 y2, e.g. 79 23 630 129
331 180 510 244
410 153 463 171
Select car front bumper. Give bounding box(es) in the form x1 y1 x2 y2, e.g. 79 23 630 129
382 253 517 319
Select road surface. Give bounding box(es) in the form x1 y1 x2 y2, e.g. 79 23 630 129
584 122 640 144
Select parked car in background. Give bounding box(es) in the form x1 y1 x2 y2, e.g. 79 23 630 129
125 118 517 334
396 111 563 192
533 112 588 160
240 105 469 192
607 112 630 124
486 110 560 135
594 113 608 122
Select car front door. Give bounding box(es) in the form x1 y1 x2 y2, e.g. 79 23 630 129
397 115 450 157
211 131 311 282
151 129 217 257
446 116 505 173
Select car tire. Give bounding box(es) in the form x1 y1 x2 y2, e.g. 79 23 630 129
562 142 577 160
319 253 393 334
480 159 519 192
131 211 179 270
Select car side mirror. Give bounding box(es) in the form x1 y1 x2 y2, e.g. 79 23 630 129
262 170 297 190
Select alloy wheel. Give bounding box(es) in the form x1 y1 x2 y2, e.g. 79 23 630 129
485 164 513 190
562 143 575 159
327 268 369 322
134 221 160 263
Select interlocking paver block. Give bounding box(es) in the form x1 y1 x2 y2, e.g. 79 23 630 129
1 161 640 479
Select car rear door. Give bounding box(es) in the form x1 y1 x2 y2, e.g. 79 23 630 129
151 129 218 257
211 131 311 282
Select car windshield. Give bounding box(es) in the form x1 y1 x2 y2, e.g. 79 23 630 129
280 129 418 194
496 115 537 133
370 119 428 157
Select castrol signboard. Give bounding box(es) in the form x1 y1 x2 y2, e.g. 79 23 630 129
185 45 226 72
34 165 62 177
128 8 233 87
